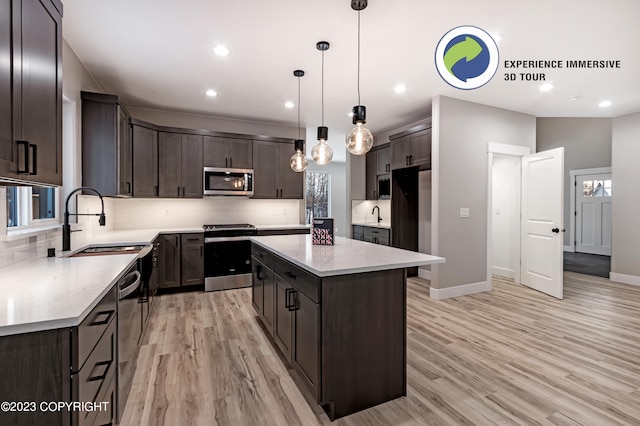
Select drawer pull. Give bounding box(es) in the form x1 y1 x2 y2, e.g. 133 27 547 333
88 360 112 382
284 271 297 280
285 288 298 311
90 310 114 326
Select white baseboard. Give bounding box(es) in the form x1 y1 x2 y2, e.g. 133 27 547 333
418 268 432 280
491 266 515 279
564 245 574 253
610 272 640 287
430 281 490 300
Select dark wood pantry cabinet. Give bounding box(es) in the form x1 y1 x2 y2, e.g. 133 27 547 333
203 136 252 169
180 233 204 286
252 140 303 199
0 0 63 185
81 92 133 196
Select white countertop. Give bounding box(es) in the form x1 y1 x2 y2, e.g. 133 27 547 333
250 235 445 277
0 224 314 336
0 254 137 336
352 221 392 229
255 224 311 230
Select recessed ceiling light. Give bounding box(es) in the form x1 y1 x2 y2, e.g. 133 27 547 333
206 89 217 97
284 101 294 108
598 100 612 108
213 45 229 56
539 83 554 92
394 84 407 93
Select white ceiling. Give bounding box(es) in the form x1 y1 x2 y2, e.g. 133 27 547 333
63 0 640 162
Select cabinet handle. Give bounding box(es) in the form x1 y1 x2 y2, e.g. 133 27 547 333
155 185 159 197
177 186 181 197
16 141 29 174
285 288 293 309
284 271 297 280
183 186 185 197
200 245 203 257
405 156 409 166
90 310 114 326
88 360 112 382
276 189 279 198
286 289 298 311
409 154 413 165
29 144 37 175
225 157 228 167
127 182 131 193
386 164 390 172
256 264 264 280
229 158 233 168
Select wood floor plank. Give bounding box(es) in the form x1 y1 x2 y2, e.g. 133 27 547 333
121 272 640 425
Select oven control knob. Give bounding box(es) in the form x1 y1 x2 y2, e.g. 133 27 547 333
246 260 250 265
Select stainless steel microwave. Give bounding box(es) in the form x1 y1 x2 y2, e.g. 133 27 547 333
203 167 253 196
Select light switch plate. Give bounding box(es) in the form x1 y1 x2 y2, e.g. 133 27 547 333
460 208 470 218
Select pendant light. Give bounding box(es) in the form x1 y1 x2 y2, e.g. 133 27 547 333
290 70 308 173
311 41 333 165
345 0 374 156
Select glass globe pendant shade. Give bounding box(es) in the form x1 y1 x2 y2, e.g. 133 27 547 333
346 122 374 155
290 139 308 172
311 140 333 165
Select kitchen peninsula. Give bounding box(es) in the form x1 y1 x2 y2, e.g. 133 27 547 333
249 235 445 420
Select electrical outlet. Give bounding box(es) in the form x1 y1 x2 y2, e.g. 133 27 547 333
164 209 170 216
495 207 501 215
460 208 470 218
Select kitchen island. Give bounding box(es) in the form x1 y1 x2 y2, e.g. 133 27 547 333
249 235 445 420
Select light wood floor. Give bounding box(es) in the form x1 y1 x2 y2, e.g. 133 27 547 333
121 273 640 425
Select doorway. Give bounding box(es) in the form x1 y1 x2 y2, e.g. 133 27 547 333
565 167 612 278
487 143 565 299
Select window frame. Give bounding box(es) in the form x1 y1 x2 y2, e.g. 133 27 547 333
3 186 60 236
305 171 331 225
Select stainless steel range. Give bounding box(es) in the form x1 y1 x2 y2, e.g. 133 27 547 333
203 224 257 292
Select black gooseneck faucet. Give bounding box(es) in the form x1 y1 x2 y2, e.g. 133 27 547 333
372 205 382 223
62 187 106 251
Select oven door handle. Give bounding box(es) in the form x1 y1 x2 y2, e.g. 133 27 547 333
119 271 141 299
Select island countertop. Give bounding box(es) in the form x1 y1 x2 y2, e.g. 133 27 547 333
250 234 445 277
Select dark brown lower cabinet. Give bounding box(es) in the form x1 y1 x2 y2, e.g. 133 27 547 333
159 234 181 288
0 285 118 426
251 243 406 420
181 233 204 286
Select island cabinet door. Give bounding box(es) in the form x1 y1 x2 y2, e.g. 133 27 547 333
292 289 320 401
274 275 293 363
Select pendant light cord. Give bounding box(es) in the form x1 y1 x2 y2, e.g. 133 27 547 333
321 50 325 126
357 10 361 105
297 76 301 140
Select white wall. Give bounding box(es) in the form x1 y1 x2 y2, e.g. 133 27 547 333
491 155 520 279
536 118 612 246
418 171 432 276
351 200 391 225
610 112 640 283
431 96 536 296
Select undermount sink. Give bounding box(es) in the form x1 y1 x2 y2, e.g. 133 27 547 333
68 245 147 257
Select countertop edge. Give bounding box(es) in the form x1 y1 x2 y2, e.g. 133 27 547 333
250 237 446 277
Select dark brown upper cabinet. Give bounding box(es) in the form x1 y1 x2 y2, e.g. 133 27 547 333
158 132 203 198
132 124 158 198
1 0 63 185
82 92 132 196
390 126 431 171
365 145 391 200
252 140 303 199
203 136 252 169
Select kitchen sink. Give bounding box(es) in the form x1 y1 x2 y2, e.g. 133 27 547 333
68 245 148 257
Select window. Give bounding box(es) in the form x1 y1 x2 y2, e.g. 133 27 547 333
305 172 330 224
582 179 612 197
6 186 58 229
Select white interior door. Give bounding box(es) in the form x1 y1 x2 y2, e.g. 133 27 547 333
576 173 612 255
521 148 564 299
